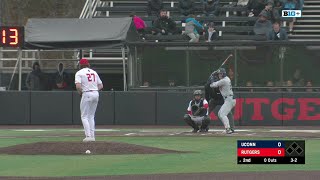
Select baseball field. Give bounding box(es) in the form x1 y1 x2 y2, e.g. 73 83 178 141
0 125 320 180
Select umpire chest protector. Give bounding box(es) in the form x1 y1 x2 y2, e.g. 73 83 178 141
205 83 224 104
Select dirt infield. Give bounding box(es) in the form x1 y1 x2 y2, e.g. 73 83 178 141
1 126 319 139
2 171 320 180
0 141 185 155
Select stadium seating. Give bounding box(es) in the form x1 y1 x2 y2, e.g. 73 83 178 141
96 0 306 40
95 0 261 41
144 34 266 41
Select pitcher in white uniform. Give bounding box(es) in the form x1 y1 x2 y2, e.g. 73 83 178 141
210 68 236 134
75 58 103 142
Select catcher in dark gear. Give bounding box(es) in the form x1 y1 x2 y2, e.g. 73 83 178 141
205 70 235 132
184 90 211 133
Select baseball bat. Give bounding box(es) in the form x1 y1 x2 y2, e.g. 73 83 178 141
218 54 233 69
209 54 233 77
207 54 233 84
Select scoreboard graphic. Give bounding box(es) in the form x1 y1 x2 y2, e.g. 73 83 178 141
237 140 305 164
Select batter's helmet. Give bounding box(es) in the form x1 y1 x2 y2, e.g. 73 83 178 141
217 68 226 77
193 90 202 96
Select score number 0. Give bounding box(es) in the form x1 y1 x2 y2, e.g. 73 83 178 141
278 142 282 155
2 28 18 45
263 142 283 163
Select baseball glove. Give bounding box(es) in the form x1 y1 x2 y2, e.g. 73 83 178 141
191 105 200 116
192 105 206 116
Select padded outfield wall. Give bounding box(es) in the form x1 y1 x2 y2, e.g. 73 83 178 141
0 91 320 126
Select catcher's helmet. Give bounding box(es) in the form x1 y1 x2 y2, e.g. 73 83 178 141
217 68 227 77
193 90 202 96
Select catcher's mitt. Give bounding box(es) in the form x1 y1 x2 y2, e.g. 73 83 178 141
192 105 206 116
191 105 200 116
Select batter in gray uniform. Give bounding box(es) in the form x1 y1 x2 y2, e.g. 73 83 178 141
210 68 236 134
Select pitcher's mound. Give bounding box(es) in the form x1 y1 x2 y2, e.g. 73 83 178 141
0 141 186 155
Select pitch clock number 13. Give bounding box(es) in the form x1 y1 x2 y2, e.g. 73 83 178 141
0 26 24 48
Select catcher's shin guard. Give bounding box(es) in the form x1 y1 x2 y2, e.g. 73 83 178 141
200 116 210 131
184 114 199 130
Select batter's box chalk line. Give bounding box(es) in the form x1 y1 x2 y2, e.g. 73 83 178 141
270 130 320 133
208 129 251 132
69 129 120 132
13 129 51 132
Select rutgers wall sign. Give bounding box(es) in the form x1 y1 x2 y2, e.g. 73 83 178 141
1 91 319 126
210 92 320 126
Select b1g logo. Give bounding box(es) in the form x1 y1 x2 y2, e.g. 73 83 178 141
282 10 302 17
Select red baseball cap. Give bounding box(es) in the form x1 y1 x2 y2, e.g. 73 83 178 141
79 58 89 65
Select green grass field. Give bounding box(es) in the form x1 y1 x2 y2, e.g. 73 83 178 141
0 128 319 177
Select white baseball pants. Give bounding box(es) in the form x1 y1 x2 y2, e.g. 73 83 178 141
218 96 236 129
80 91 99 138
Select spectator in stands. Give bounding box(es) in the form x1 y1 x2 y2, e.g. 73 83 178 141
26 62 46 91
53 62 69 90
246 81 254 92
142 81 150 87
184 14 205 42
283 0 297 10
130 13 146 37
202 0 219 17
283 0 297 34
237 0 250 6
259 2 275 22
266 80 276 91
205 22 217 42
247 0 265 17
147 0 163 17
236 0 250 16
253 11 272 37
292 68 304 86
273 0 283 21
297 0 304 11
178 0 195 16
267 21 288 40
52 76 67 91
286 80 293 92
305 80 313 92
152 10 178 35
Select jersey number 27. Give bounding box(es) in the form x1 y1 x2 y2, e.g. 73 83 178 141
86 73 96 82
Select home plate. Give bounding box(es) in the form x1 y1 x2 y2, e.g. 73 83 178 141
140 130 169 133
246 133 257 136
124 133 136 136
